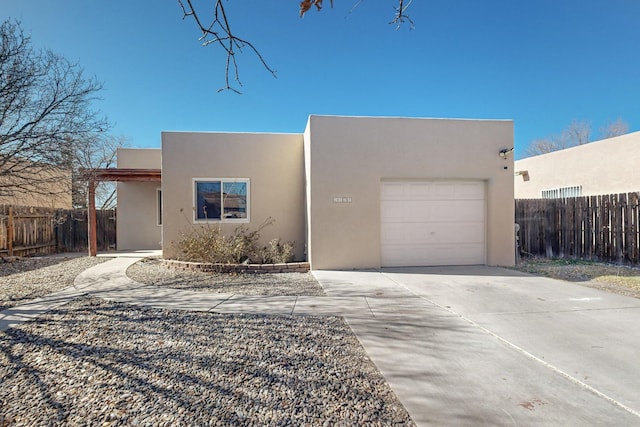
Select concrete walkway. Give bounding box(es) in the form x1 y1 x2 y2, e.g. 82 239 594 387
0 255 375 331
2 257 640 426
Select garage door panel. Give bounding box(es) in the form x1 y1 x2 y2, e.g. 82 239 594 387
381 244 485 267
436 244 484 264
430 223 485 244
382 223 434 245
407 183 432 197
453 200 485 215
383 201 437 221
405 202 434 219
381 180 486 267
382 182 411 198
381 223 411 244
381 201 408 220
424 201 484 222
381 223 484 245
432 183 456 198
428 201 484 222
417 245 483 265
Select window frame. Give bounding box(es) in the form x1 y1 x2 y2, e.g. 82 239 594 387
192 178 250 223
541 185 582 199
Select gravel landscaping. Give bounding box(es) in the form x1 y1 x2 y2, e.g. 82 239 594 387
0 296 414 426
126 258 326 296
0 256 108 311
0 256 415 425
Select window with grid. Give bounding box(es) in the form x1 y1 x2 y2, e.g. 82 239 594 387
541 185 582 199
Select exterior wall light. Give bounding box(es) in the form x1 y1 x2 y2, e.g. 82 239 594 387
499 147 514 158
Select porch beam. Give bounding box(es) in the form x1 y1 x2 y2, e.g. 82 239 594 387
80 168 161 182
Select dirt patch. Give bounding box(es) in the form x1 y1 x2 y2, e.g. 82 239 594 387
509 258 640 299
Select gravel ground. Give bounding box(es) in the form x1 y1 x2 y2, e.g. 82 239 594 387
510 258 640 299
1 257 414 425
0 256 108 311
0 296 414 426
127 258 326 296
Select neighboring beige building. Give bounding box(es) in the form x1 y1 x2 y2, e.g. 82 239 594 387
118 115 515 269
0 163 72 209
515 131 640 199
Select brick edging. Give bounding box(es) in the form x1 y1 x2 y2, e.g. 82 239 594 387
161 259 310 274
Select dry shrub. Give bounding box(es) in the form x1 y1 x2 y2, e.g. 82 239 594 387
174 218 295 264
256 238 295 264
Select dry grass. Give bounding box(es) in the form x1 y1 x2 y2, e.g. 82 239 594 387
510 258 640 299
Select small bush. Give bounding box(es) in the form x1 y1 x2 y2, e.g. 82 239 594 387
174 217 295 264
257 239 296 264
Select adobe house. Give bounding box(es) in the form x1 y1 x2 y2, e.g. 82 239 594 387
0 163 72 209
116 115 515 269
515 131 640 199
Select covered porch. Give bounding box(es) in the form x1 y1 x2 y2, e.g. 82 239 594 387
83 168 161 256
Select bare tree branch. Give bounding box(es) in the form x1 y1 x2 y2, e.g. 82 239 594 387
525 120 592 157
599 118 629 139
181 1 412 92
0 19 113 206
390 0 414 30
178 0 277 93
72 134 126 208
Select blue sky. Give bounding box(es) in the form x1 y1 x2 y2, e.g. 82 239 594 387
2 0 638 158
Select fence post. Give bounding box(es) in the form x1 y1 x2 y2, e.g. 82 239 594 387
7 206 14 257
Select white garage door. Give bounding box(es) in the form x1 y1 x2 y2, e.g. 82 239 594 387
381 181 486 267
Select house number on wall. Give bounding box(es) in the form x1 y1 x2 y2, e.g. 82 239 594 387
333 197 352 204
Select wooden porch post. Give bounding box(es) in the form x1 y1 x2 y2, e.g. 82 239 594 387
88 179 97 256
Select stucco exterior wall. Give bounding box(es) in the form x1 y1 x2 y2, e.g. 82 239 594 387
161 132 306 261
117 148 162 169
116 181 162 249
0 165 71 208
304 115 515 269
116 148 162 250
515 131 640 198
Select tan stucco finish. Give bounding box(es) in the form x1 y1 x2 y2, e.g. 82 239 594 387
116 148 162 250
118 116 515 269
161 132 306 261
117 148 162 169
0 165 71 208
304 116 515 269
515 131 640 198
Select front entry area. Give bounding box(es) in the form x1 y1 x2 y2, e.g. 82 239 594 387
380 180 486 267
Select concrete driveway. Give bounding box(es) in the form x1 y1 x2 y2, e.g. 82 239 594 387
313 266 640 426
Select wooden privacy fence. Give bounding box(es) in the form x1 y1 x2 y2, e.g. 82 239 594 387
0 205 116 257
516 192 640 264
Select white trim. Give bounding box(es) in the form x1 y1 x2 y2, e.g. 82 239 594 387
192 178 250 223
541 185 582 199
